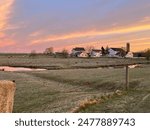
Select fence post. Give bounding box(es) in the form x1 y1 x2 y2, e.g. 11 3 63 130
125 65 129 90
0 81 16 113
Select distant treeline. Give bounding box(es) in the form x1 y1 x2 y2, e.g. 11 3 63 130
0 53 42 56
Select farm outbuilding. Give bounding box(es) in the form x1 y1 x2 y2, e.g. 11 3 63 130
108 48 126 57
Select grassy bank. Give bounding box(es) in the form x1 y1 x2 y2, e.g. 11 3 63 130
0 55 149 112
0 55 148 69
0 64 149 112
78 89 150 113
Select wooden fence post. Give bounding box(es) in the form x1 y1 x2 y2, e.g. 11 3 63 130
125 65 129 90
0 81 16 113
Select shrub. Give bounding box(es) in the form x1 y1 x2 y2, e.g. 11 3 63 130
61 49 69 58
29 50 37 57
145 49 150 60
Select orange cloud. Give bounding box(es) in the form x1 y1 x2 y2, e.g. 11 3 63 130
103 37 150 46
0 0 16 48
0 0 15 30
30 23 150 45
30 31 43 37
55 36 150 52
140 16 150 23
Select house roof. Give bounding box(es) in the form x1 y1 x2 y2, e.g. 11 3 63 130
109 48 126 56
72 47 85 51
92 49 101 52
110 48 125 52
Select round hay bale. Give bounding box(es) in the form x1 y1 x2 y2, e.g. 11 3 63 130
0 80 16 113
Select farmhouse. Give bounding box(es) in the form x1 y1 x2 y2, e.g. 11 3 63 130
71 47 86 57
90 49 102 57
75 51 88 57
108 48 126 57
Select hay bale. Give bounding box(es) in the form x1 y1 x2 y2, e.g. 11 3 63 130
0 80 16 113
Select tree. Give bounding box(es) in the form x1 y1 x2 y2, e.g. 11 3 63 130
29 50 37 57
86 46 94 53
105 45 109 54
44 47 54 55
101 46 105 55
61 49 69 58
145 48 150 60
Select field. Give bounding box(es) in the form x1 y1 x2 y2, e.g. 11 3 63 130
0 54 150 113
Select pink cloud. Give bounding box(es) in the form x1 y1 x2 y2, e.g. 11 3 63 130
30 23 150 45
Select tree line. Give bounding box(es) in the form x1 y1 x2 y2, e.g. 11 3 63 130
30 46 150 60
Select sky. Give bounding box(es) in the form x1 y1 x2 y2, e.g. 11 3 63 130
0 0 150 53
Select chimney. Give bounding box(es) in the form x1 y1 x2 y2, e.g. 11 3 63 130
126 43 130 53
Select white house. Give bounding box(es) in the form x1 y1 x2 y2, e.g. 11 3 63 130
72 47 85 54
90 49 102 57
108 48 126 57
76 51 88 58
71 47 85 57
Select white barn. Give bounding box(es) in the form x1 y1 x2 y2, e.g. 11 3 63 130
125 52 133 58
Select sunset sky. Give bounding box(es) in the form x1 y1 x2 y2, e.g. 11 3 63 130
0 0 150 53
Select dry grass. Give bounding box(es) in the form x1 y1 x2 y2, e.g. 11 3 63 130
0 55 149 113
71 90 124 113
0 55 147 69
0 66 149 112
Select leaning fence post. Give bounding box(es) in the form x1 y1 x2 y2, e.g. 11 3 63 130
0 80 16 113
125 65 129 90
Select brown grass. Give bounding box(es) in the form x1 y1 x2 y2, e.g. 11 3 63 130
71 90 124 113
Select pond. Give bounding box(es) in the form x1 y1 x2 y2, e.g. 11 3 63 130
0 66 46 72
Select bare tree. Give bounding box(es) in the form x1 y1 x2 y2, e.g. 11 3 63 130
101 46 105 55
61 49 69 58
105 45 109 54
44 47 54 55
145 48 150 60
86 46 94 53
29 50 37 57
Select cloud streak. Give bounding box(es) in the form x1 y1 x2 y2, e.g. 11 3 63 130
0 0 15 31
60 37 150 51
0 0 150 52
30 23 150 45
0 0 16 48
